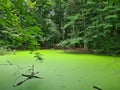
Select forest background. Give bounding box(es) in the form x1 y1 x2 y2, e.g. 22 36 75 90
0 0 120 55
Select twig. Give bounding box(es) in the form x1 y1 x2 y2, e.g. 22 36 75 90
104 59 120 70
0 60 13 66
7 60 13 65
93 85 102 90
13 79 26 87
13 65 43 87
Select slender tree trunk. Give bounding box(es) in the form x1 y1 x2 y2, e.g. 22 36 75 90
82 0 89 51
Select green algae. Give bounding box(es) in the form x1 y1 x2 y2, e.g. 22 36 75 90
0 50 120 90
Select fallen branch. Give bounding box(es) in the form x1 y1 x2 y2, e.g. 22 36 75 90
13 65 43 87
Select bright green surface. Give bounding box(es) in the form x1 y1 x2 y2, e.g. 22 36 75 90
0 50 120 90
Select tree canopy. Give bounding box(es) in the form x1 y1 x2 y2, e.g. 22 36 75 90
0 0 120 55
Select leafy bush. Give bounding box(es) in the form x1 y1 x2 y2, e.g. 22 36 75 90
58 37 83 48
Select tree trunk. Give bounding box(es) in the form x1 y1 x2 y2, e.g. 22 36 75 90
83 43 88 51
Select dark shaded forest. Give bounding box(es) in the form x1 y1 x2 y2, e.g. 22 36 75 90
0 0 120 55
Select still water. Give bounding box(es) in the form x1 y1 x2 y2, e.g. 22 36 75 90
0 50 120 90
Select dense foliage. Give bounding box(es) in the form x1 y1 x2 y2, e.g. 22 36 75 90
0 0 120 55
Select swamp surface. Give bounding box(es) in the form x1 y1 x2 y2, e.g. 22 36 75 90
0 50 120 90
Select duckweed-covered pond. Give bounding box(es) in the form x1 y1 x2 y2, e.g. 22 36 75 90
0 50 120 90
